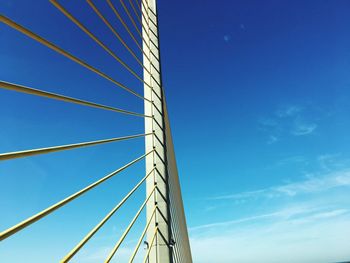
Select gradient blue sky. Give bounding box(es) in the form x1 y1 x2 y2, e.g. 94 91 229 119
1 0 350 262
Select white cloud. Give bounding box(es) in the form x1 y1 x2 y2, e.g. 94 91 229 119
274 155 307 167
276 105 303 118
258 117 278 127
259 104 320 142
191 202 347 231
276 169 350 196
190 211 279 231
190 213 350 263
292 122 317 136
267 135 279 144
223 34 231 42
292 209 348 224
192 161 350 262
211 169 350 201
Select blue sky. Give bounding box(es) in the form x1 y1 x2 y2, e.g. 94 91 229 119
1 0 350 262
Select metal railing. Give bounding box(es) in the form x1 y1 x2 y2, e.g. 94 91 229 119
0 0 192 262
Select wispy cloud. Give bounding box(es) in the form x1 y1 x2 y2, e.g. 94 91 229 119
291 121 317 136
223 34 231 42
316 154 350 171
267 135 279 144
191 203 348 231
211 169 350 201
276 105 303 118
258 117 278 128
193 156 350 262
292 208 348 224
276 169 350 196
190 211 350 263
259 104 320 143
192 205 324 231
193 167 350 262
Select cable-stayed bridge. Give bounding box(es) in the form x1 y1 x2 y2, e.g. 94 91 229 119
0 0 192 262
